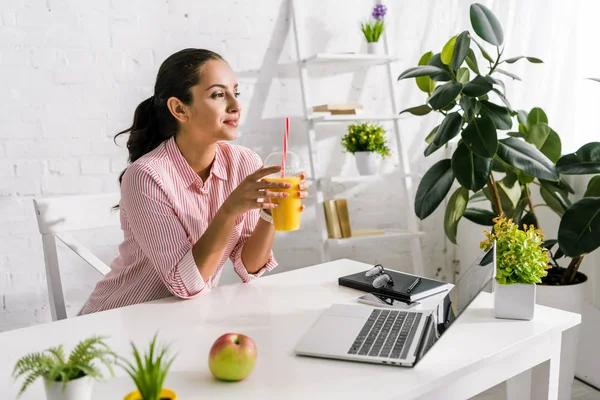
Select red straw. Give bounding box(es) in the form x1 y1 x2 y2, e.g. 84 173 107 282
282 117 289 177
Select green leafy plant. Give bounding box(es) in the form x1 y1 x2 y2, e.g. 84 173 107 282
542 140 600 284
119 333 176 400
341 122 391 158
397 3 560 246
480 216 550 284
12 336 116 397
361 3 386 43
466 105 600 285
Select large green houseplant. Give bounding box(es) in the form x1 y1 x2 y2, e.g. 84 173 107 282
397 2 559 243
468 107 600 285
396 3 600 285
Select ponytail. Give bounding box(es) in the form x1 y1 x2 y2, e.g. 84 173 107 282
114 96 171 185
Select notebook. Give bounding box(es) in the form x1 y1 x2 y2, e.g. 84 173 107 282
338 268 449 302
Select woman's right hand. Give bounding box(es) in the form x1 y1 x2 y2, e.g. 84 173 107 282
221 166 292 217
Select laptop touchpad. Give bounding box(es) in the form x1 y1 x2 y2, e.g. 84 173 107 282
296 314 364 355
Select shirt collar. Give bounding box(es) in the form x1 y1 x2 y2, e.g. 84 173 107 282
211 143 228 181
165 137 228 187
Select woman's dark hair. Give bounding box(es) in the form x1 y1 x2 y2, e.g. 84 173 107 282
115 48 224 184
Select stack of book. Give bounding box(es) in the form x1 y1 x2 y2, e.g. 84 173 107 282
323 199 385 239
312 103 364 115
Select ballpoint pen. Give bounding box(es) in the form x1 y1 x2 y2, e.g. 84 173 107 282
407 277 421 293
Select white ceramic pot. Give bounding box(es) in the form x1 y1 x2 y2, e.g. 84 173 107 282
366 42 382 55
354 152 380 175
494 282 536 320
44 375 93 400
537 273 587 400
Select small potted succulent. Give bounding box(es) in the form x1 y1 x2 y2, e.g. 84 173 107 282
341 121 391 175
361 3 387 54
119 333 177 400
480 216 550 320
12 336 116 400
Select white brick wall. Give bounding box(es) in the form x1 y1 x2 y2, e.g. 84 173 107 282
7 0 594 331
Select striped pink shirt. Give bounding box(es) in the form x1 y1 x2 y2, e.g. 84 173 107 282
80 137 277 314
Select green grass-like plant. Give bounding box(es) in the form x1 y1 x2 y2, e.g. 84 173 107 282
118 333 176 400
12 336 116 397
480 216 550 284
341 122 391 158
361 20 385 43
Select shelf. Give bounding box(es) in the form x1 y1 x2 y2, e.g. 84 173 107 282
321 172 422 184
302 53 397 66
327 229 426 245
308 114 403 123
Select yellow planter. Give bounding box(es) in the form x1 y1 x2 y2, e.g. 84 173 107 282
123 388 177 400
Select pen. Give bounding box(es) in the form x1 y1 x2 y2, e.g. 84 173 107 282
407 277 421 293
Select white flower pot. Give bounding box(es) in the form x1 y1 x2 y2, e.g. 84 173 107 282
366 42 383 55
537 273 587 400
354 152 381 176
44 375 93 400
494 282 536 320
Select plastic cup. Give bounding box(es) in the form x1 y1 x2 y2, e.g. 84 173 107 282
263 151 303 232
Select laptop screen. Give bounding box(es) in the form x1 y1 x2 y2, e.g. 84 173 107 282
417 245 496 361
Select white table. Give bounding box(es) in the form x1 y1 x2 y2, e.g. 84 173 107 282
0 259 581 399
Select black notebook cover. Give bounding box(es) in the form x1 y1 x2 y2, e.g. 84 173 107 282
338 269 448 302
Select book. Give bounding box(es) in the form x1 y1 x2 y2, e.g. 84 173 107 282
351 229 385 237
334 199 352 238
330 109 364 115
322 200 343 239
338 268 449 302
312 103 363 112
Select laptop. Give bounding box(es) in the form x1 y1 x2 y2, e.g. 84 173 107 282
295 245 496 367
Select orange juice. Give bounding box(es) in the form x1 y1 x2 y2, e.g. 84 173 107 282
264 176 302 231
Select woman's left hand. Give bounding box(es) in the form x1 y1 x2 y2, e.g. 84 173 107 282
299 172 311 212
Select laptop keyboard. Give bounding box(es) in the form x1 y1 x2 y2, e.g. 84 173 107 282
347 309 422 359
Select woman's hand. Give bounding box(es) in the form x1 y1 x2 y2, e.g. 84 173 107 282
298 172 311 212
221 166 291 217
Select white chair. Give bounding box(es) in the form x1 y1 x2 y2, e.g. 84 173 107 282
32 193 121 321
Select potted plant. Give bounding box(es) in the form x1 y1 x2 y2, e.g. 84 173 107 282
395 2 597 395
119 333 177 400
341 121 391 175
480 216 550 320
12 336 116 400
361 3 386 54
397 3 556 244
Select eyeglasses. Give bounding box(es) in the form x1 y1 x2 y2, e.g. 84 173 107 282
365 264 394 288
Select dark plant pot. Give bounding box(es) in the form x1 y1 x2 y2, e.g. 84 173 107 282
540 266 588 286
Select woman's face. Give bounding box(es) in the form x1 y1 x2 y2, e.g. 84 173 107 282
183 59 241 144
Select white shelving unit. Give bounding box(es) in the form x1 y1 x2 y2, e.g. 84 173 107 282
290 0 424 276
308 114 405 122
302 53 398 65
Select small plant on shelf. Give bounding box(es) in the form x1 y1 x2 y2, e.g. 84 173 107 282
341 122 391 158
361 3 387 44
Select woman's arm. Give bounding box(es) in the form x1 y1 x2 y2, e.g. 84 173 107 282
237 175 311 275
240 216 275 274
191 207 238 281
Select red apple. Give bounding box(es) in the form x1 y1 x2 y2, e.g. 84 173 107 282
208 333 257 381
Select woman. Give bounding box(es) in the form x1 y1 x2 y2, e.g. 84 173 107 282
81 49 309 314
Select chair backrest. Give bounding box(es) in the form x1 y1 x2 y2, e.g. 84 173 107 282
32 193 121 321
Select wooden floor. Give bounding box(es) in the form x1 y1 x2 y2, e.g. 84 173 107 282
471 378 600 400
